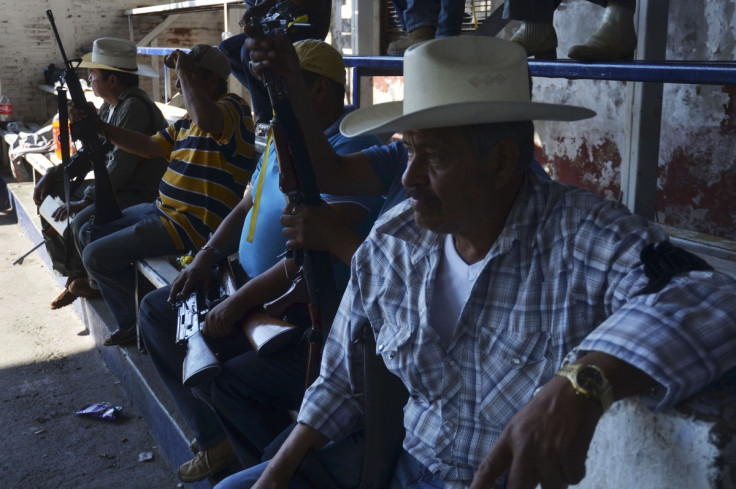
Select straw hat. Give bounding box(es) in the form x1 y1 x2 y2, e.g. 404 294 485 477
79 37 158 78
340 36 595 137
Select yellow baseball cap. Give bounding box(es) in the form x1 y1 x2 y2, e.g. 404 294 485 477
293 40 346 87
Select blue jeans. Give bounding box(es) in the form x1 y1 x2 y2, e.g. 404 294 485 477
392 0 464 37
80 202 185 331
215 446 444 489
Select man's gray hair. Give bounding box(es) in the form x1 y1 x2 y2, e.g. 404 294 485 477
459 120 535 174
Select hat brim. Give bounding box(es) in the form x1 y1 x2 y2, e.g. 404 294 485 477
340 101 596 137
79 53 159 78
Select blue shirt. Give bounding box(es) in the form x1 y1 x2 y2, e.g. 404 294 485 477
239 108 382 282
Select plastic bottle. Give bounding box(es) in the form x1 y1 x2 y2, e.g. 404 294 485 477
0 93 12 124
52 112 76 160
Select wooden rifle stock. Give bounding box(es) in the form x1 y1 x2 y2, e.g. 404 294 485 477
47 9 122 225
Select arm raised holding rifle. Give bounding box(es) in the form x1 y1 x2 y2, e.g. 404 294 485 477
37 20 169 310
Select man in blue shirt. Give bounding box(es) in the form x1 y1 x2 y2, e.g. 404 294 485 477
138 39 383 484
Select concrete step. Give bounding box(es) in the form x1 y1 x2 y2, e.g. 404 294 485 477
7 180 212 489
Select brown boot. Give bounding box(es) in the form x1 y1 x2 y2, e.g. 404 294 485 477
509 22 558 60
178 437 240 483
68 277 101 299
568 2 637 61
387 26 436 56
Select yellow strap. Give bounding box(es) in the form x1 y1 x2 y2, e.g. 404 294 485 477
246 129 272 243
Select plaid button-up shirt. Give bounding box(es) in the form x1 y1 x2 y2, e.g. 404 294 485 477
298 171 736 489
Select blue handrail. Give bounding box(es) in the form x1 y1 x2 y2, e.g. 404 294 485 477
137 47 736 106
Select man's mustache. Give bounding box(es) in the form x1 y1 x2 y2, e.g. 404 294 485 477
406 187 440 207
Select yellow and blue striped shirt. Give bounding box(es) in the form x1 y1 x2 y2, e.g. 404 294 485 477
153 93 256 249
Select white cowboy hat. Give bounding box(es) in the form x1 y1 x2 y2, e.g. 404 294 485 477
340 36 595 137
79 37 158 78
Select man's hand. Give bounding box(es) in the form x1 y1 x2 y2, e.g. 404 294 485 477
164 49 197 75
68 101 98 125
470 376 603 489
281 202 343 252
51 199 90 221
168 251 219 304
33 168 61 206
202 294 247 339
245 29 302 83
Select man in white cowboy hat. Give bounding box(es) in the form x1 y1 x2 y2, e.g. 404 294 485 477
33 37 168 310
216 36 736 489
78 43 256 348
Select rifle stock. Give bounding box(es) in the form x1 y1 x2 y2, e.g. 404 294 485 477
46 9 122 225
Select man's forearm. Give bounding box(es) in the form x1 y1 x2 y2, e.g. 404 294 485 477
256 422 329 488
101 121 167 159
177 70 224 134
576 351 657 402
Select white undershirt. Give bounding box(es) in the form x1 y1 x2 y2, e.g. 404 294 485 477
429 234 484 348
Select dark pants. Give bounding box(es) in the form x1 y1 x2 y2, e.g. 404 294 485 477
139 286 308 467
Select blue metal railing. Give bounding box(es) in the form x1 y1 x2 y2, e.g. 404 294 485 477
138 47 736 106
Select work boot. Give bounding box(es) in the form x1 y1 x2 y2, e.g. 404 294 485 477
387 26 436 56
568 2 637 61
509 22 558 60
178 437 239 483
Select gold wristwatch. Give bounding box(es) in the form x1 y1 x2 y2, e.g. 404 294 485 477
556 363 614 413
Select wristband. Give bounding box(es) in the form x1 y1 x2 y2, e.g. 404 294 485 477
199 244 221 260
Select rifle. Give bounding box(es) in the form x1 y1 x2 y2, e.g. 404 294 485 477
175 269 226 389
46 9 122 226
176 258 306 388
248 12 340 390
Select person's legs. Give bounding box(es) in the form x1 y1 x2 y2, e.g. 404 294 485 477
214 433 365 489
389 451 445 488
435 0 465 38
568 0 637 61
139 286 244 482
140 287 227 447
211 342 308 468
504 0 560 59
81 203 183 337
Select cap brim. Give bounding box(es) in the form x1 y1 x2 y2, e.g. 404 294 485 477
340 101 596 137
79 53 159 78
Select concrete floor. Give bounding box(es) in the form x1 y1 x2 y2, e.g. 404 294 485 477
0 171 183 489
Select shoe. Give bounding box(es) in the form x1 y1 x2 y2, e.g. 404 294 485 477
50 288 78 309
68 277 101 299
568 2 637 61
103 328 137 346
387 26 436 56
509 22 558 60
178 438 239 483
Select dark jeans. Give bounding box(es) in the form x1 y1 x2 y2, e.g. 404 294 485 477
139 286 308 467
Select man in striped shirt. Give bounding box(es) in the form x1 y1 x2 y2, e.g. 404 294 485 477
80 44 256 347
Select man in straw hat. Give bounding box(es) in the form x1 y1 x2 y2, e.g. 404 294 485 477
78 44 256 347
216 36 736 489
136 38 384 483
33 37 168 309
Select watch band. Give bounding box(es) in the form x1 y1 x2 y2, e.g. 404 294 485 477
556 363 614 413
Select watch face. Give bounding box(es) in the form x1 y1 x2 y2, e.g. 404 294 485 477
576 366 604 394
